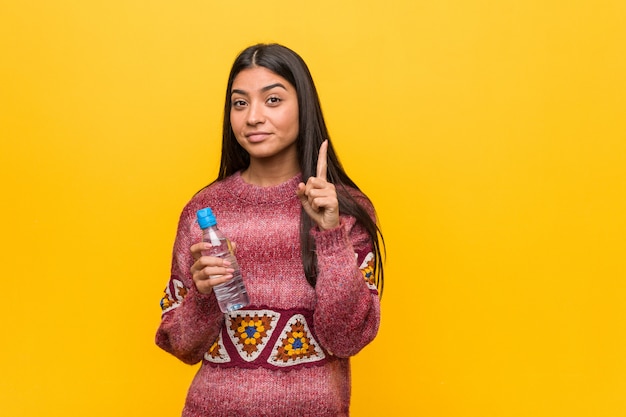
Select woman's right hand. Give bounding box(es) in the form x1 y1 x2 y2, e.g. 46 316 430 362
189 242 235 294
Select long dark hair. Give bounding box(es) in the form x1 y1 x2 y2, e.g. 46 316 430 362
214 43 384 295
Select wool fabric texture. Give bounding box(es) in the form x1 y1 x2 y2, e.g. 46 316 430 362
156 172 380 417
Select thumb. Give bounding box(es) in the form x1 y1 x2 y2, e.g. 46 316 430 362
296 182 308 205
296 182 315 216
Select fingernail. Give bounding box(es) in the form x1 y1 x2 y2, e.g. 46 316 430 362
223 260 231 266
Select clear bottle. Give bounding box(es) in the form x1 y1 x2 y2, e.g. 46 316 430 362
196 207 249 313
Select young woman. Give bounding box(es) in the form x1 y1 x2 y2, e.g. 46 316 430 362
156 43 384 417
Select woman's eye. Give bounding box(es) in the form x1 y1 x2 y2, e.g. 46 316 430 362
267 96 281 105
232 99 247 108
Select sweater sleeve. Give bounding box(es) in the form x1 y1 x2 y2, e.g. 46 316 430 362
311 199 381 358
155 204 225 365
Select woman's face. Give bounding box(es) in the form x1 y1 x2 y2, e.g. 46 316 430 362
230 66 300 164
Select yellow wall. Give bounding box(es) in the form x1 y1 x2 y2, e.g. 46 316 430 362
1 1 625 416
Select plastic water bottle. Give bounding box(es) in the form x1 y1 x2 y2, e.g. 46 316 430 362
196 207 249 313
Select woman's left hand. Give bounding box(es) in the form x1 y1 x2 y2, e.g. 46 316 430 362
297 140 340 231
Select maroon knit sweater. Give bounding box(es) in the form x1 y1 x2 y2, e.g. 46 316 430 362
156 172 380 417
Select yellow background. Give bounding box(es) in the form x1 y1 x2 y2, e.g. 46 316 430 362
1 0 625 416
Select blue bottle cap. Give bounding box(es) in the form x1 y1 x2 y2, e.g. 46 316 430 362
197 207 217 229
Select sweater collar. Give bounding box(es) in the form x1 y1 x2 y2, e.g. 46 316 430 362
227 171 302 204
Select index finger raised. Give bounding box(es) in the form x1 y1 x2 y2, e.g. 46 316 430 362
316 140 328 180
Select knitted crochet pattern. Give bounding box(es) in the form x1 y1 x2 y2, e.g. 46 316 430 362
156 172 380 417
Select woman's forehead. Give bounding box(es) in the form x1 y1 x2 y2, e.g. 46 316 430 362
232 67 295 93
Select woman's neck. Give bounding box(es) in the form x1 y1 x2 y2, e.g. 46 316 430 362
241 160 300 187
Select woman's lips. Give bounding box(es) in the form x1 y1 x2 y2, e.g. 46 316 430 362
245 132 271 142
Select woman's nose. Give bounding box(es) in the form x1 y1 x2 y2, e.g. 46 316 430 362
246 102 265 125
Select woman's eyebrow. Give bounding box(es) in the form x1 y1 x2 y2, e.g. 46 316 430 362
231 83 288 96
260 83 287 92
